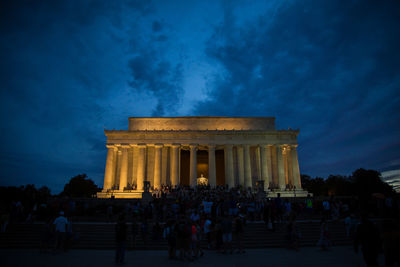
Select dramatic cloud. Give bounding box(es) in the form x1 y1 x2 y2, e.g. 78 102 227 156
382 169 400 192
0 0 399 192
127 37 184 116
0 0 176 190
194 0 400 177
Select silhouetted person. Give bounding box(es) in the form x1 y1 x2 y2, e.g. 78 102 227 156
203 216 212 249
131 216 138 249
53 211 68 252
286 216 300 251
40 218 53 253
354 215 381 267
318 219 331 251
140 219 148 247
176 217 186 260
381 219 400 267
115 214 127 265
275 194 283 223
163 220 176 260
221 214 233 254
234 214 245 253
152 221 162 240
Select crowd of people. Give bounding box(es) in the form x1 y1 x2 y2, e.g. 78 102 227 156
1 184 399 266
106 185 399 265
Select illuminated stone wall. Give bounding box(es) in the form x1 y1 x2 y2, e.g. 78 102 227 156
97 116 308 198
128 116 275 131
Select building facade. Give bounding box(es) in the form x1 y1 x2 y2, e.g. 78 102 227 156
97 117 307 198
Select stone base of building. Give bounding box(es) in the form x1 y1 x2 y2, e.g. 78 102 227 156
97 190 144 199
97 189 311 199
266 189 311 198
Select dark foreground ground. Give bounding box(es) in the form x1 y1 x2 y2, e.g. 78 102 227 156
0 247 385 267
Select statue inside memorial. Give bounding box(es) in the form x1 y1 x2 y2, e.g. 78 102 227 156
197 174 208 186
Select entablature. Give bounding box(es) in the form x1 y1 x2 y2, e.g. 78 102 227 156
104 129 299 146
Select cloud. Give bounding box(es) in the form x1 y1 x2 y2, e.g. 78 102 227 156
127 21 184 116
152 20 163 32
0 0 159 192
194 0 400 176
1 0 399 192
381 169 400 192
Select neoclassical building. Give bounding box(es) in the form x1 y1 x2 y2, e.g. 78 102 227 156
97 117 307 198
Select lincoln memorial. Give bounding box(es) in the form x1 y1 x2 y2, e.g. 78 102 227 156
97 116 308 198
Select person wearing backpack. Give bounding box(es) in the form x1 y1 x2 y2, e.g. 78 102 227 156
163 220 176 260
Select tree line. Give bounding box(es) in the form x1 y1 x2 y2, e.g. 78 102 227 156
301 168 396 198
0 168 397 205
0 174 99 207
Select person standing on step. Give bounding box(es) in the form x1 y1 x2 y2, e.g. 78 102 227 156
140 218 148 248
163 219 177 260
176 216 187 261
115 213 127 265
53 211 69 253
354 215 381 267
221 214 233 254
318 218 331 251
131 215 138 249
322 200 331 220
203 216 212 249
234 214 245 253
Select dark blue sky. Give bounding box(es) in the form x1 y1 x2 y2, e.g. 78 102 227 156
1 0 399 193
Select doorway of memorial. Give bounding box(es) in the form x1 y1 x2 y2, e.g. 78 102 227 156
215 149 225 186
197 150 209 184
179 149 225 186
180 150 190 186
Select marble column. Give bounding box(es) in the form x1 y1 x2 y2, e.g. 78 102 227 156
237 146 245 187
266 145 273 189
255 146 262 181
244 145 252 188
291 145 302 189
153 144 163 190
286 146 293 186
276 145 286 190
136 144 146 190
261 145 270 190
115 149 122 189
283 146 289 186
118 146 129 191
225 144 234 188
130 144 137 188
170 144 180 187
189 144 198 187
103 145 117 191
208 145 216 187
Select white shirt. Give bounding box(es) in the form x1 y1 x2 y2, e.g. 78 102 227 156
54 216 69 232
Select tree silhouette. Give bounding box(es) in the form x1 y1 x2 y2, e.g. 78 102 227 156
62 174 100 198
352 168 395 197
301 169 395 197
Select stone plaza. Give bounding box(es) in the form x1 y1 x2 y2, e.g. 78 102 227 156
0 247 378 267
97 116 308 198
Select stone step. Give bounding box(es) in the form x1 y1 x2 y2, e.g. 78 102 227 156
0 222 352 249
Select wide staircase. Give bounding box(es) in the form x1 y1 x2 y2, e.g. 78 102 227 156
0 221 351 249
